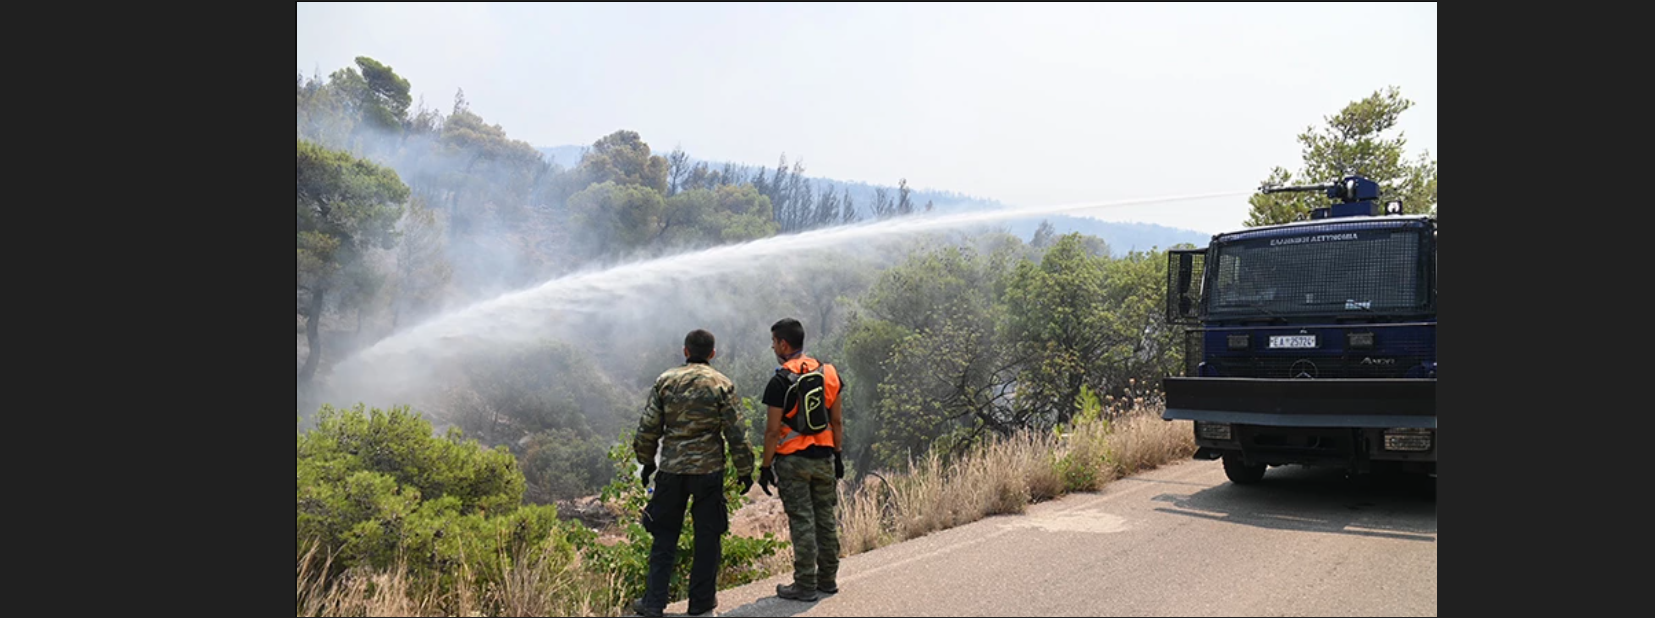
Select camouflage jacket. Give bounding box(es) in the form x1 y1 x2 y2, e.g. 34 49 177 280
634 360 756 478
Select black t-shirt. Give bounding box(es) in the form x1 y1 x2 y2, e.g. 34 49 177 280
764 360 844 459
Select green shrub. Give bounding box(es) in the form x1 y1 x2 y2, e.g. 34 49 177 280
297 403 588 600
586 410 787 605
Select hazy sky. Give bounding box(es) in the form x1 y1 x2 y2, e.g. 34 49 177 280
297 2 1436 235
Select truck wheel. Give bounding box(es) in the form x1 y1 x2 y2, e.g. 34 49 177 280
1222 454 1266 484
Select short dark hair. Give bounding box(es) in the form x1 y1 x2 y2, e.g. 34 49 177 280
685 329 715 360
770 318 804 350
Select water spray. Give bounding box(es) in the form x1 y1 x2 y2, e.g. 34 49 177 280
326 189 1250 403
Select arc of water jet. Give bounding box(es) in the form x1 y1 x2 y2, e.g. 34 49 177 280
333 189 1249 386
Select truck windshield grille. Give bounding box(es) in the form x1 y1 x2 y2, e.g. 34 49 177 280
1207 226 1426 319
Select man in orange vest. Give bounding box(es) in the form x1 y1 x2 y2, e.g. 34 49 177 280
758 317 846 602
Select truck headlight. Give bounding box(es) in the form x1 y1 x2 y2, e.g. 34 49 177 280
1347 332 1374 349
1227 334 1250 350
1196 422 1232 441
1382 427 1432 451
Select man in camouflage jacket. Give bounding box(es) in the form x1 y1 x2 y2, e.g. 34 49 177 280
631 328 757 617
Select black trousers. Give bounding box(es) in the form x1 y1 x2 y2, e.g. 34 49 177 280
641 470 728 611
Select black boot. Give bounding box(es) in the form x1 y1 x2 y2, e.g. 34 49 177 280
630 598 664 617
776 582 820 601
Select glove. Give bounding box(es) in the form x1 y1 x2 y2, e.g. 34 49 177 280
640 463 656 487
834 452 844 480
739 473 754 495
758 465 774 496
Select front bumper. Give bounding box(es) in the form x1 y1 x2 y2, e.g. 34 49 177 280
1162 377 1435 429
1164 377 1436 469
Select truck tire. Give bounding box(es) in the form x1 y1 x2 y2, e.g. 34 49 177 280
1222 454 1266 484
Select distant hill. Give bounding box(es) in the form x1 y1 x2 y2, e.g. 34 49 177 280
536 145 1211 257
998 216 1211 254
536 145 995 211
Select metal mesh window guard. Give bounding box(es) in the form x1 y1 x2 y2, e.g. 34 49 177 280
1206 224 1426 320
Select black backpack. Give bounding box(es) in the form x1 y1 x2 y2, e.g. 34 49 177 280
777 359 834 436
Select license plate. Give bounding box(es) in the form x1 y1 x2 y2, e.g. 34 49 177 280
1269 335 1318 349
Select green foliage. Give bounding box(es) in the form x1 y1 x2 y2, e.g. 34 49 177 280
664 184 780 247
568 165 783 261
1074 385 1103 426
351 56 413 132
1246 86 1437 226
297 403 525 533
519 429 615 504
737 396 769 448
440 340 632 502
587 423 786 605
296 403 588 600
717 194 772 242
1096 248 1184 397
1004 234 1114 425
851 241 1021 468
579 130 670 194
452 340 631 442
296 139 409 275
1055 449 1100 493
434 102 551 225
568 181 668 258
841 232 1189 473
1053 385 1108 492
296 139 412 384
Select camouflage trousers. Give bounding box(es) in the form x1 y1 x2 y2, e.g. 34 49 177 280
775 454 839 590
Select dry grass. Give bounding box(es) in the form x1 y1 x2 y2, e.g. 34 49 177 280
836 479 890 554
298 543 429 617
834 402 1196 558
296 538 626 617
296 402 1196 616
1105 405 1199 477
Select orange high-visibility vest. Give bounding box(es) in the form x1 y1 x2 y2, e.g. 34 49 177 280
776 356 840 455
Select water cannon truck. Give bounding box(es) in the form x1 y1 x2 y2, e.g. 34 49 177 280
1162 174 1436 484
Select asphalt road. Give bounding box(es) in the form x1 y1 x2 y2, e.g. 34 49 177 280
666 459 1437 617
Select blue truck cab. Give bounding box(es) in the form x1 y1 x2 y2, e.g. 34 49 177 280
1162 175 1436 484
